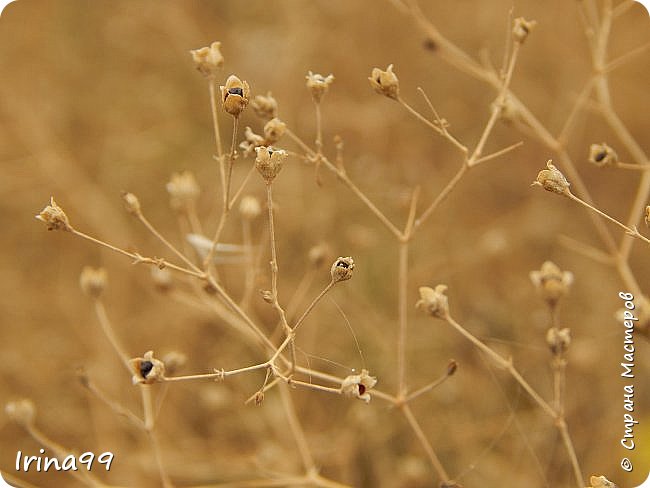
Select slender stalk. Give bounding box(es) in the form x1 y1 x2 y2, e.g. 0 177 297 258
140 385 173 488
208 81 226 199
397 241 409 398
400 404 450 483
93 300 132 374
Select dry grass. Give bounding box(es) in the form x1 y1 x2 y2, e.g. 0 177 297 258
1 1 650 487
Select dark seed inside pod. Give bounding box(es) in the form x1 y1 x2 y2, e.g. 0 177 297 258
595 151 606 162
140 360 154 378
336 260 349 269
228 87 244 96
358 384 366 395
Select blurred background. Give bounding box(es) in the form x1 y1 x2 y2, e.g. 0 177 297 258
1 1 649 487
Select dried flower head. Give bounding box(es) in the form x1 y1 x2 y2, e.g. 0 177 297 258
512 17 537 44
122 192 141 216
239 126 265 156
162 351 187 376
190 41 224 78
260 289 274 304
239 195 262 220
415 285 449 319
588 143 618 167
221 75 250 117
36 197 72 232
151 266 173 293
340 369 377 403
308 243 331 269
263 117 287 144
251 92 278 120
369 64 400 100
5 399 36 425
589 475 618 488
130 351 165 385
532 160 570 195
331 256 355 282
530 261 573 307
546 327 571 355
306 71 334 103
166 171 200 212
255 146 287 183
79 266 107 299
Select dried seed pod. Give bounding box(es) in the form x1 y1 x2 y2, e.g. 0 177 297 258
5 399 36 426
512 17 536 44
36 197 73 232
546 327 571 355
122 192 142 216
255 146 287 183
530 261 573 307
589 475 618 488
260 289 274 304
305 71 334 103
239 126 265 156
330 256 355 282
415 285 449 319
79 266 107 299
263 117 287 144
251 92 278 120
239 195 262 220
130 351 165 385
190 41 224 78
220 75 250 117
588 143 618 167
340 369 377 403
532 160 570 195
166 171 200 212
368 64 400 100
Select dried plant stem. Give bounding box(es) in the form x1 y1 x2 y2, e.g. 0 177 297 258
314 101 323 154
405 368 452 403
225 117 240 209
141 385 173 488
444 314 555 418
136 213 202 274
414 164 468 230
71 228 203 278
397 241 409 398
284 128 403 239
614 162 650 171
93 300 132 374
164 362 269 382
292 280 335 332
565 191 650 246
81 376 144 429
278 383 316 473
443 314 583 486
557 419 584 488
400 404 450 484
208 81 226 199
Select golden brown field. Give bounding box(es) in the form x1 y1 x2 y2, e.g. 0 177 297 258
1 1 649 487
